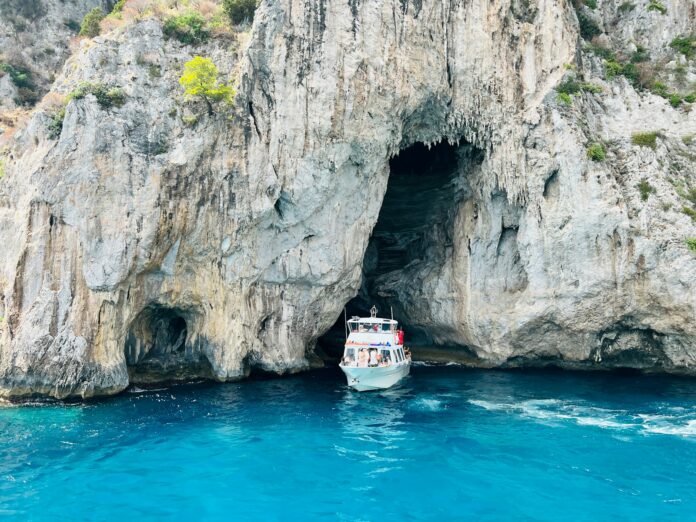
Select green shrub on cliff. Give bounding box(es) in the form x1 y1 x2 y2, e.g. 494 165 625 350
163 12 209 44
68 82 125 108
669 93 683 108
647 0 667 14
179 56 235 115
0 158 5 180
586 43 615 60
686 238 696 253
223 0 257 25
583 0 598 9
111 0 126 14
587 143 606 162
557 92 572 106
604 59 640 86
637 179 655 201
79 7 105 37
555 79 602 105
630 45 650 63
670 36 696 59
0 62 40 106
577 11 601 40
47 107 66 139
0 62 33 89
64 19 81 32
631 131 659 149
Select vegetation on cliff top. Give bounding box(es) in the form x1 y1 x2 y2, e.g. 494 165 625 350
45 83 126 140
68 83 126 108
163 12 210 43
99 1 237 40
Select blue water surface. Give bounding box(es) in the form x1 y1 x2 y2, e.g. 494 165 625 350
2 365 696 521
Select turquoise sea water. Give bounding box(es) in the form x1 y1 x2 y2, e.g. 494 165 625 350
2 365 696 520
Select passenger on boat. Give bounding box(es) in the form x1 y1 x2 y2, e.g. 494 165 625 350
397 329 405 346
358 349 368 367
368 349 378 367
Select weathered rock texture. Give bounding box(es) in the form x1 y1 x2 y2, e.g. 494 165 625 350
0 0 695 398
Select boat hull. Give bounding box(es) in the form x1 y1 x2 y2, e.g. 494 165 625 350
339 362 410 391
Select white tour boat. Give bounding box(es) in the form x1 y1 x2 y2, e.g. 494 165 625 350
339 306 411 391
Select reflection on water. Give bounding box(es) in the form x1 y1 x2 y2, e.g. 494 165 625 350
336 387 407 468
1 366 696 520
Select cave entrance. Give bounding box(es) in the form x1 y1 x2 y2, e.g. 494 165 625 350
125 304 214 384
318 140 483 360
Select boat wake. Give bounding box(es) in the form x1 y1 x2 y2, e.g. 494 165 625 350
411 397 446 412
469 398 696 437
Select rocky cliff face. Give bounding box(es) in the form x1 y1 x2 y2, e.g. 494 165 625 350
0 0 695 399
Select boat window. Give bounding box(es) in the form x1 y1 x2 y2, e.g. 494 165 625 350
349 323 359 333
381 324 391 332
343 348 356 365
395 350 402 363
380 349 391 365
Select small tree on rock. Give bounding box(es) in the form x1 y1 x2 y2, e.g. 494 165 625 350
179 56 235 115
79 7 105 37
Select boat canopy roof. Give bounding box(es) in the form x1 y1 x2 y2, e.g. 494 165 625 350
349 316 398 325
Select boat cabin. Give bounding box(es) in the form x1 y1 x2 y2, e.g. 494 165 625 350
341 310 408 368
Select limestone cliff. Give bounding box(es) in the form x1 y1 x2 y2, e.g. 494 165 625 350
0 0 695 399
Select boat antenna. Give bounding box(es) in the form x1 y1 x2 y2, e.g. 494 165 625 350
344 307 348 341
370 305 377 318
391 306 393 321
